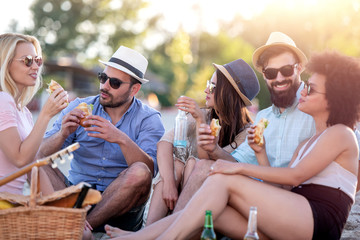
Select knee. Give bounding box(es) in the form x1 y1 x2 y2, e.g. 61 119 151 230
191 159 213 180
123 162 152 187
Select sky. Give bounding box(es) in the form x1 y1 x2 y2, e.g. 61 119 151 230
0 0 33 33
0 0 270 34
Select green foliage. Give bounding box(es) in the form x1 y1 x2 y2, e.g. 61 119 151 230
20 0 360 110
26 0 156 65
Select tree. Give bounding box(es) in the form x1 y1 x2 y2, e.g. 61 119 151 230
26 0 159 65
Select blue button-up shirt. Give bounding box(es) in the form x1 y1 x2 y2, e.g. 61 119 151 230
231 83 316 167
45 95 165 191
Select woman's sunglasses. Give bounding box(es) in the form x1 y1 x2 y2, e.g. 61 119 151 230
15 55 43 67
304 82 326 96
262 63 298 80
98 72 130 89
206 80 216 94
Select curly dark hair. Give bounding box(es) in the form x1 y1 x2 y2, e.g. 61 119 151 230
209 69 253 149
306 51 360 128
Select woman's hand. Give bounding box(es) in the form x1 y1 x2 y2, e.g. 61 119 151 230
197 123 218 153
162 180 179 210
208 159 240 175
41 87 68 118
175 96 205 123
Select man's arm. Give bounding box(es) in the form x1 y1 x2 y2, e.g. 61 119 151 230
37 131 68 158
37 107 83 159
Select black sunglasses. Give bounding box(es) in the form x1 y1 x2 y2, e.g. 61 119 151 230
263 63 297 80
304 82 326 96
15 55 43 67
98 72 130 89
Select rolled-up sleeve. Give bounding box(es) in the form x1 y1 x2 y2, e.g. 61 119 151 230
136 112 165 175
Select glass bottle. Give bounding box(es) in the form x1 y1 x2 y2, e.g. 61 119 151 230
173 109 188 161
244 206 259 240
201 210 216 240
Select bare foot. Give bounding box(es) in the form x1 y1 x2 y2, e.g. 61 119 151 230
82 228 94 240
105 224 132 238
82 221 94 240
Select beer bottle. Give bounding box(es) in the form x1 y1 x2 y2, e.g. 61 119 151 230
201 210 216 240
244 206 259 240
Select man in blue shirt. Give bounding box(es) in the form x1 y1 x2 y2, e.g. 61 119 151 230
173 32 316 211
38 46 165 232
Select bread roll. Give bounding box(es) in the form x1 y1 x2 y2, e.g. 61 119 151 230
253 118 269 147
46 80 69 104
75 102 93 127
210 118 221 137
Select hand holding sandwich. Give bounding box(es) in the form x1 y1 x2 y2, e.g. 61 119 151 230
83 115 125 144
247 118 269 154
41 82 68 120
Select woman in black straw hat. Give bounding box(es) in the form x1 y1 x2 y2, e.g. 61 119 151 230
107 51 360 240
144 58 260 226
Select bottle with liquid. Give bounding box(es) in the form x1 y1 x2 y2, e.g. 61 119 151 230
200 210 216 240
173 109 188 161
244 206 259 240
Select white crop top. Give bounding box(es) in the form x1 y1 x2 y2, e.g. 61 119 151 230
290 130 357 201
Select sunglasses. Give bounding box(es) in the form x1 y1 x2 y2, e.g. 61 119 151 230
263 63 298 80
15 55 43 67
206 80 216 94
98 72 130 89
304 82 326 96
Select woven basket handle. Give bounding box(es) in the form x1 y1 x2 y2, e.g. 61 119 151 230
29 166 39 208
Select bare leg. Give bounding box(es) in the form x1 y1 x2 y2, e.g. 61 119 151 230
145 181 169 225
87 162 152 229
174 159 213 212
38 167 55 195
182 157 196 187
146 160 184 225
41 164 67 191
158 174 313 240
107 212 181 239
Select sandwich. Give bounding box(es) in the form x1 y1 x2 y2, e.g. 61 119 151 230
253 118 269 147
46 79 68 104
75 102 93 127
210 118 221 137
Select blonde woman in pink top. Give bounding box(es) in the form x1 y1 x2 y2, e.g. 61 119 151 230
0 33 68 195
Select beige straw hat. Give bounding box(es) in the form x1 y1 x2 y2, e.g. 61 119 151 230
252 32 308 73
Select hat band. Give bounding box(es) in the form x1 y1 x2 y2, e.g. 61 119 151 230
225 66 247 97
109 57 144 79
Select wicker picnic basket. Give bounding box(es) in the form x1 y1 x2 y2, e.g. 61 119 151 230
0 166 88 240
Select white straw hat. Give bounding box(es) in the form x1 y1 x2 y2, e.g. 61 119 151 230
99 46 149 84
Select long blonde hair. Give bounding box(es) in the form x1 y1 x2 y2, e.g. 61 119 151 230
0 33 43 109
